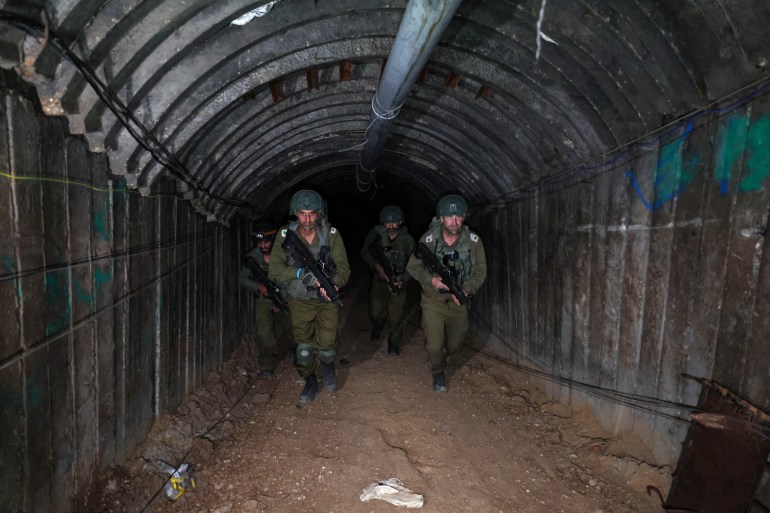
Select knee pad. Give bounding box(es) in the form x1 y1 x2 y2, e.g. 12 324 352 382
318 349 336 364
296 343 315 366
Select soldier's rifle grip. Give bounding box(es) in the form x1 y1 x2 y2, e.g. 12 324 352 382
369 240 400 295
245 256 289 312
283 230 343 306
415 243 470 306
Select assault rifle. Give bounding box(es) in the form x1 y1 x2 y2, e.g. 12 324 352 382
244 256 290 313
368 241 401 294
414 242 470 305
282 229 343 305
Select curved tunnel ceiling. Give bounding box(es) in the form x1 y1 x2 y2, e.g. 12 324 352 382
1 0 768 222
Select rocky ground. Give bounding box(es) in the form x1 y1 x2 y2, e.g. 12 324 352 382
78 283 670 513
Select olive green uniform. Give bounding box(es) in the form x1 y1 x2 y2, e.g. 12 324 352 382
406 221 487 373
268 221 350 378
239 248 294 372
360 225 416 351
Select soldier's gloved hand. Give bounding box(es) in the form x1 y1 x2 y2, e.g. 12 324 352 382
297 267 318 287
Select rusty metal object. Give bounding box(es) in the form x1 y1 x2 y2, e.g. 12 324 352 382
665 377 770 512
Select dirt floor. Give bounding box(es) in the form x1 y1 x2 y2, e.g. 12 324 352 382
80 280 671 513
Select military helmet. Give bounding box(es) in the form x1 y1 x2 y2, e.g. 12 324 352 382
379 205 404 224
251 222 277 241
436 194 468 216
289 189 325 215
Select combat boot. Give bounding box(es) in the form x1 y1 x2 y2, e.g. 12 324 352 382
387 337 400 356
370 320 386 342
432 372 447 393
299 375 319 404
322 362 337 391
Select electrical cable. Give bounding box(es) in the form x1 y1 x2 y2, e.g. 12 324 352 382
0 234 225 373
138 355 264 513
469 306 770 441
0 227 215 283
463 307 699 422
0 13 256 216
0 169 176 197
485 73 770 206
399 298 695 422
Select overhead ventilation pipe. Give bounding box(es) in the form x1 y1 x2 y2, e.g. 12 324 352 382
356 0 463 191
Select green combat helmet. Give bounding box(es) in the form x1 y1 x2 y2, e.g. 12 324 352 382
289 189 325 216
379 205 404 224
436 194 468 216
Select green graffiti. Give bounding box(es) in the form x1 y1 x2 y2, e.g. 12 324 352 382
94 202 110 242
73 278 91 304
714 115 749 195
45 272 71 336
72 267 112 304
95 267 112 288
2 255 23 302
653 127 695 206
739 115 770 192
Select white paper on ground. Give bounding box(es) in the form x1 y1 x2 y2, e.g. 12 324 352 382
360 478 424 508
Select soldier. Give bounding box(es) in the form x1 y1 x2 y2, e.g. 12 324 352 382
239 222 295 378
269 190 351 404
360 205 416 355
406 194 487 393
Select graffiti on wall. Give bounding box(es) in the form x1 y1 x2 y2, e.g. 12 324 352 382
627 114 770 210
45 272 72 336
2 255 23 302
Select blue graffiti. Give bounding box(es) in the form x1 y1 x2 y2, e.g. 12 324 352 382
629 114 770 210
626 122 699 210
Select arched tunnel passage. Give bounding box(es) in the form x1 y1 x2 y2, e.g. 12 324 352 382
1 1 770 512
259 165 447 247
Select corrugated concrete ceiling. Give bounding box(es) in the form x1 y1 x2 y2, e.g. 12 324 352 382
0 0 768 221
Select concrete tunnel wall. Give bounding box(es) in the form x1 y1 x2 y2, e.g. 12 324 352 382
473 89 770 466
0 72 254 513
2 70 770 511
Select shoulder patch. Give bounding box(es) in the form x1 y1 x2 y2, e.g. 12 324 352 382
330 227 337 234
281 229 287 237
470 233 479 243
425 233 433 243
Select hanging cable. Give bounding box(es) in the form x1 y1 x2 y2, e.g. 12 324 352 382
486 73 770 206
0 12 256 216
467 307 701 423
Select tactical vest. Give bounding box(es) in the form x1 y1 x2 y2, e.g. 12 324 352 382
374 225 408 275
287 220 335 272
424 223 478 286
284 221 337 300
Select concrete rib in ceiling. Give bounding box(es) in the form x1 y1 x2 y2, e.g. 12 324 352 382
1 0 767 221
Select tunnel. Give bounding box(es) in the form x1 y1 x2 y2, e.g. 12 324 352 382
1 0 770 512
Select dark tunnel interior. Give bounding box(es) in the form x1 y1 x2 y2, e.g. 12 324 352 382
2 1 770 512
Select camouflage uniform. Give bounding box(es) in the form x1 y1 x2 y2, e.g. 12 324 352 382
268 220 350 379
239 247 293 374
406 220 487 383
360 225 415 353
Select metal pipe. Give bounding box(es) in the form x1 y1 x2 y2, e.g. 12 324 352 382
356 0 464 191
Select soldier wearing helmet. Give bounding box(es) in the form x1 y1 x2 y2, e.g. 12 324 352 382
360 205 416 355
239 222 295 378
268 190 350 404
406 194 487 393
